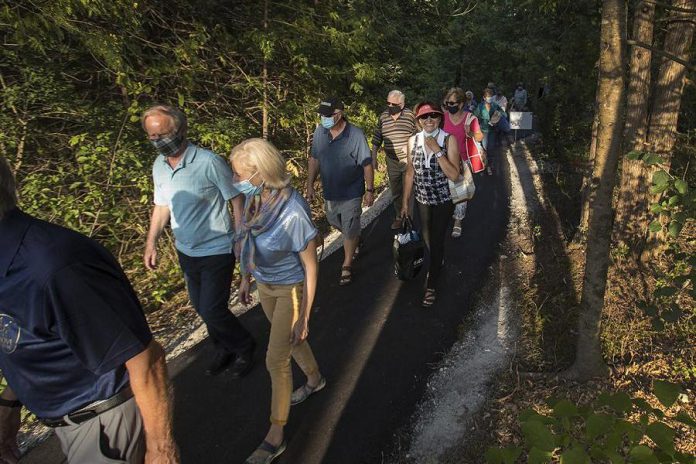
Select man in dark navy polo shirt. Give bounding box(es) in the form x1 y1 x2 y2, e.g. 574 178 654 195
0 157 178 463
306 96 374 286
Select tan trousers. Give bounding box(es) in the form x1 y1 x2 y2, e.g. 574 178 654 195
257 281 319 425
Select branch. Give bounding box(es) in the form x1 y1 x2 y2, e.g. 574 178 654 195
627 39 696 71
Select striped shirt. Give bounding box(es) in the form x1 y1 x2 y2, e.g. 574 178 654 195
371 108 417 161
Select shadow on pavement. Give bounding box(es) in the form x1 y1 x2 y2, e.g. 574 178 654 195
169 145 511 464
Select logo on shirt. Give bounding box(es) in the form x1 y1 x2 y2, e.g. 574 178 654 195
0 314 20 354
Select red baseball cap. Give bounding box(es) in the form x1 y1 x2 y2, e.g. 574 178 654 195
415 104 443 118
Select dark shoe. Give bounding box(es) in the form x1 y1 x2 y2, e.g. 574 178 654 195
229 344 255 379
339 266 352 286
421 288 436 308
391 218 403 230
205 351 235 376
291 376 327 405
244 440 287 464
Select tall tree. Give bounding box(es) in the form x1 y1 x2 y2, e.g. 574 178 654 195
612 0 696 254
613 0 655 248
569 0 626 380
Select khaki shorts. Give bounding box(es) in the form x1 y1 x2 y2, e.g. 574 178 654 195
325 197 362 239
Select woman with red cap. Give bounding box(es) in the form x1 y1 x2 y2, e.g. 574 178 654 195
401 101 461 307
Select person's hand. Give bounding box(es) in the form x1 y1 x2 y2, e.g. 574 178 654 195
306 183 315 203
144 444 180 464
364 191 374 207
400 204 410 220
144 243 158 270
238 275 252 306
290 319 309 346
424 136 441 154
0 406 20 464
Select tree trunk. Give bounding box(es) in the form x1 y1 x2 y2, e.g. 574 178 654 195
647 0 695 161
577 79 602 242
570 0 626 381
613 0 655 248
641 0 696 257
262 0 269 139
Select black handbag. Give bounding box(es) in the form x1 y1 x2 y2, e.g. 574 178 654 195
392 216 425 281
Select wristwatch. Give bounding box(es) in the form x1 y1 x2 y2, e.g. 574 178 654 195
366 187 374 193
434 151 444 158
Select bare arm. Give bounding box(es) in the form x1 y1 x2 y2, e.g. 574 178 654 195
230 194 244 233
306 157 320 202
473 130 484 142
292 237 318 345
371 145 379 171
144 205 171 270
401 136 415 218
126 340 179 463
439 136 462 181
363 163 374 207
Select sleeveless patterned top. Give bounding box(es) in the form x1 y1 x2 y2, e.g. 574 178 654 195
412 129 451 205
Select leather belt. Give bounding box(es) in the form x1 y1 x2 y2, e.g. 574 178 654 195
40 386 133 428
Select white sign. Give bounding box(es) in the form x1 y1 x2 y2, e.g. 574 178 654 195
509 112 533 130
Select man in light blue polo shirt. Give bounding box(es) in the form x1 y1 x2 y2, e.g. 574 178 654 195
142 105 255 377
306 97 374 286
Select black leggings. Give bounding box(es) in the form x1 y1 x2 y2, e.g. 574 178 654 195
417 200 454 289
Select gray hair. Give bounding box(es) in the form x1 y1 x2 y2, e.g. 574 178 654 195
387 90 405 104
141 105 188 136
0 157 18 220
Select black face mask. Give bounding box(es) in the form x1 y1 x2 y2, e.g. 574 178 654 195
447 105 460 114
388 105 402 115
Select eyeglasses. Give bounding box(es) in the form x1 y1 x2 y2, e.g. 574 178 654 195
418 113 441 120
445 101 460 106
386 102 401 107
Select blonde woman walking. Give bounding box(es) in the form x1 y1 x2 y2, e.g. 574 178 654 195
231 138 325 464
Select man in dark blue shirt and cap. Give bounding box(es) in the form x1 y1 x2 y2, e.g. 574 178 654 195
0 157 178 463
306 97 374 286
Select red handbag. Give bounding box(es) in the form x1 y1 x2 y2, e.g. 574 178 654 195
459 113 486 173
466 137 486 173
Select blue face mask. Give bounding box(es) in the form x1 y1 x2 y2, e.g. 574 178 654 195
234 171 263 196
485 97 494 104
321 115 336 130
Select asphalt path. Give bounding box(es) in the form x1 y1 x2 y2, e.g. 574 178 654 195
169 147 510 464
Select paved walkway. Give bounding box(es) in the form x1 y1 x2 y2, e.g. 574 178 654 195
169 154 510 463
21 145 510 464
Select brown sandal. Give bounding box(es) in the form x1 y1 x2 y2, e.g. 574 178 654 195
339 266 352 286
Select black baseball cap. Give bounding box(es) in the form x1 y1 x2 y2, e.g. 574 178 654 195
316 97 344 117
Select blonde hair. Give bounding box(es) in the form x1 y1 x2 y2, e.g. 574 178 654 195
229 138 291 189
141 105 188 136
444 87 466 103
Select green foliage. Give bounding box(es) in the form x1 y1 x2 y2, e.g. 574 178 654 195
1 0 458 310
625 153 696 332
486 384 696 464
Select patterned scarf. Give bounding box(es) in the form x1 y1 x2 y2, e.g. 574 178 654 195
238 187 293 276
